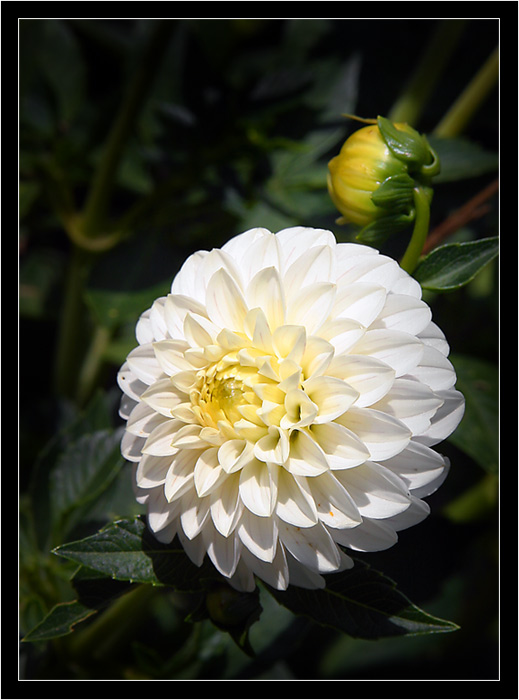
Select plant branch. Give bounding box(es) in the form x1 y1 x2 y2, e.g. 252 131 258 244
433 46 498 138
80 20 174 240
388 20 466 126
423 178 498 254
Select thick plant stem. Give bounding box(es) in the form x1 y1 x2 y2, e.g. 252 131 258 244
389 20 466 126
80 20 173 240
400 187 431 275
53 247 93 398
433 46 498 138
76 325 113 407
68 584 160 662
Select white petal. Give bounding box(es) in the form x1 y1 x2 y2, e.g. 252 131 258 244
136 454 172 488
171 250 209 302
283 244 335 302
126 400 170 436
253 426 290 465
163 449 199 501
307 471 362 528
171 424 209 450
240 543 289 590
218 439 253 473
275 226 336 271
414 388 465 446
152 339 193 376
350 329 424 377
206 267 249 331
201 248 244 288
286 282 336 334
329 517 398 552
333 283 387 327
244 307 274 353
277 520 341 573
275 470 319 527
371 293 432 335
318 317 366 355
140 378 185 417
164 293 208 340
194 447 226 497
246 267 286 331
127 344 164 385
239 458 277 516
121 431 145 462
210 472 243 537
407 345 457 391
327 354 395 408
381 440 446 493
142 420 184 456
183 312 218 348
272 324 306 363
335 462 411 519
383 495 430 531
280 389 318 430
310 421 369 470
300 336 335 378
146 487 179 534
335 251 400 290
118 363 147 402
180 488 211 539
238 232 283 282
418 321 450 356
204 523 242 578
119 393 137 420
285 429 330 476
337 407 411 461
371 378 444 435
135 309 154 345
285 552 325 589
149 297 170 341
303 375 359 423
237 509 278 562
221 227 272 261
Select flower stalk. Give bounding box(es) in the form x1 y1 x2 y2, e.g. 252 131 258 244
399 186 432 274
433 46 498 138
389 20 466 125
67 584 160 662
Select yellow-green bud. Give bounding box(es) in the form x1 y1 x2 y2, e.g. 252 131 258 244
327 116 439 237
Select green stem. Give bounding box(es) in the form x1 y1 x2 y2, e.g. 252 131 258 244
389 20 466 126
80 20 173 240
75 325 113 407
68 584 160 661
400 186 431 274
53 247 93 398
433 46 498 138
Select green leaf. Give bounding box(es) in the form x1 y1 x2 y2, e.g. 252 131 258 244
448 355 498 473
266 558 459 639
371 173 415 212
428 137 498 183
53 517 220 590
355 210 414 246
377 116 430 168
414 237 498 291
29 391 120 551
49 428 125 540
84 281 170 330
22 601 96 643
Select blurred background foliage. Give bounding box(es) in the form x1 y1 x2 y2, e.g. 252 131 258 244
19 18 500 681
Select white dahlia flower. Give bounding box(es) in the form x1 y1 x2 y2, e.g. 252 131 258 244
118 227 464 591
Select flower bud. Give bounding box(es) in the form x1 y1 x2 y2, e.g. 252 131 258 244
327 116 439 240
